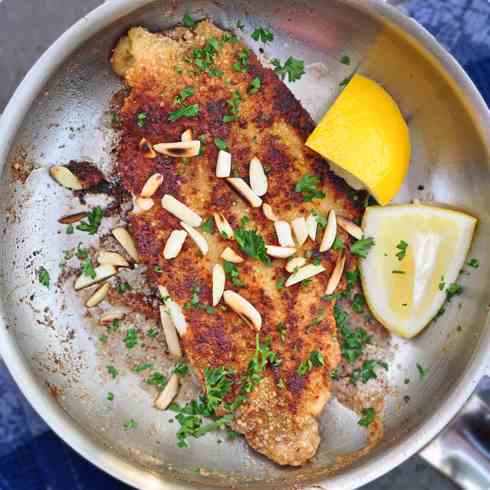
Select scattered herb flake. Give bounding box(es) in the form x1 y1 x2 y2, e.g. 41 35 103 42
214 138 228 151
107 365 118 379
248 76 261 94
276 323 287 344
332 236 344 251
467 258 479 269
297 350 324 376
174 86 195 105
392 270 406 275
107 392 114 401
201 217 214 234
416 363 429 380
352 293 365 313
132 362 153 373
233 48 251 73
99 334 108 343
123 328 138 349
182 13 196 28
146 372 167 389
340 77 351 87
168 104 199 122
76 207 103 235
123 419 137 430
251 27 274 44
234 226 271 265
446 283 462 302
116 282 131 294
271 56 305 82
295 173 325 202
136 112 147 127
340 54 351 65
236 20 245 30
66 224 74 234
147 328 158 338
174 363 189 376
223 260 244 287
81 259 96 279
438 276 446 291
396 240 408 261
358 407 375 427
275 277 285 290
107 320 120 333
38 267 50 287
350 237 375 259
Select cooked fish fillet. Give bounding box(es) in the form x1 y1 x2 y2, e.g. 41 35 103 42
112 21 361 466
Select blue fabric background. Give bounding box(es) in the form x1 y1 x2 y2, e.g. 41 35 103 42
0 1 488 488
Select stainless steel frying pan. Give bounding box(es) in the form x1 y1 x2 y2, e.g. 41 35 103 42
0 1 489 488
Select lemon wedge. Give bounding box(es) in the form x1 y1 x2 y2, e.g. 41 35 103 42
306 74 410 205
359 204 477 338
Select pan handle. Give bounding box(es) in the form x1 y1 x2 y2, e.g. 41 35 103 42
420 374 490 490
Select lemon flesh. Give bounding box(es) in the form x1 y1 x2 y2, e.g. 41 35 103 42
306 74 410 205
360 205 477 338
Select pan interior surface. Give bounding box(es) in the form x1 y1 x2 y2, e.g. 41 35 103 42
0 0 489 488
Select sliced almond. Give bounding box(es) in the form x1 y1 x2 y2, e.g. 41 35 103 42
97 251 130 267
285 264 326 287
140 173 163 198
180 222 208 256
74 264 117 290
181 129 193 142
214 213 233 239
337 216 363 240
154 373 179 410
249 157 268 197
216 150 231 178
223 290 262 331
112 227 139 262
58 212 88 224
221 247 244 263
266 245 296 258
49 166 83 190
158 286 187 336
325 255 346 295
227 178 262 208
262 203 278 222
132 195 154 214
138 138 157 159
85 283 110 307
306 214 318 241
163 230 187 259
286 256 307 273
291 217 308 246
153 140 200 158
274 221 295 247
100 307 128 324
319 210 337 252
212 264 225 306
159 305 182 358
161 194 202 227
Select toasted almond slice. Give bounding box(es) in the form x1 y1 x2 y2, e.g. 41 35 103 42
181 129 193 142
319 210 337 252
306 214 318 241
163 230 187 259
266 245 296 258
249 157 268 197
158 286 187 336
337 216 363 240
49 166 83 190
131 195 154 214
214 213 234 239
138 138 157 159
154 373 179 410
325 255 346 295
141 173 163 198
221 247 244 263
216 150 231 178
227 178 262 208
286 256 307 273
161 194 202 227
291 217 308 246
58 212 88 224
74 265 117 290
97 251 130 267
112 227 139 262
223 290 262 331
153 140 200 158
285 264 326 287
100 307 128 324
274 221 295 247
212 264 225 306
85 283 110 307
262 203 278 222
159 305 182 358
180 222 208 256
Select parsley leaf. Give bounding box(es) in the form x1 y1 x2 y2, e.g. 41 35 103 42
352 293 365 313
147 327 158 338
223 260 244 287
168 104 199 122
236 20 245 30
276 323 287 344
123 419 137 430
248 77 261 94
38 267 50 287
107 320 120 333
106 365 118 379
446 282 462 302
76 243 89 259
251 27 274 44
66 224 74 234
332 236 344 251
174 363 189 376
123 328 138 349
396 240 408 261
223 90 241 123
146 372 167 389
295 174 325 202
233 48 250 73
214 138 228 151
136 112 147 127
467 258 479 268
358 407 375 427
132 362 153 373
234 226 271 265
174 86 195 105
312 210 327 228
182 13 196 28
116 282 131 294
297 350 325 376
76 207 103 235
275 277 285 290
350 360 387 385
350 237 375 259
81 259 96 279
340 54 351 65
271 56 305 82
107 392 114 401
438 276 446 291
416 363 429 380
201 217 214 234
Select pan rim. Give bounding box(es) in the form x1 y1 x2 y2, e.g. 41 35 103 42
0 0 489 489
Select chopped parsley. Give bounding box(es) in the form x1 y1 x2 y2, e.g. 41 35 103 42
271 56 305 82
276 323 287 344
248 77 261 94
182 13 196 28
208 68 224 77
295 174 325 202
396 240 408 261
233 48 251 73
106 365 118 379
132 362 153 373
350 360 388 385
332 237 344 251
174 86 195 105
123 328 138 349
446 282 462 302
350 237 375 259
107 320 120 333
147 327 158 338
201 217 214 234
76 207 103 235
438 276 445 291
136 112 147 127
66 224 74 234
81 259 96 279
297 350 325 376
312 210 327 228
223 90 241 123
107 392 114 401
234 226 271 265
214 138 228 151
184 284 215 312
168 104 199 122
392 270 406 274
236 20 245 30
467 258 479 268
330 368 339 380
123 419 137 430
145 372 167 389
358 407 375 427
223 260 244 287
116 282 131 294
251 27 274 44
340 77 351 87
275 277 285 290
416 363 429 380
352 293 365 313
340 54 351 65
174 363 189 376
99 334 108 343
38 267 50 287
76 243 89 259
